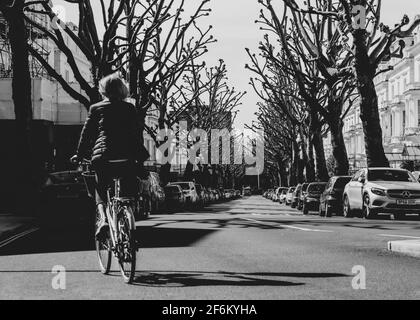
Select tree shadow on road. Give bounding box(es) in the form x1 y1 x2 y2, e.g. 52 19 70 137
132 270 349 287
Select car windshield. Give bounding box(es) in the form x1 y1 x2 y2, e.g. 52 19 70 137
368 170 416 182
307 183 327 193
173 183 191 190
302 184 309 191
165 186 179 193
334 177 352 188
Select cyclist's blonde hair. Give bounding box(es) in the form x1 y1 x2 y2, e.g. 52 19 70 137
99 73 129 101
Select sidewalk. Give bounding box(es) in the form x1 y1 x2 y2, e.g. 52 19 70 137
388 240 420 258
0 215 37 245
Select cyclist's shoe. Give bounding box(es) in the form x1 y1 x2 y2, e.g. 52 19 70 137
95 220 109 241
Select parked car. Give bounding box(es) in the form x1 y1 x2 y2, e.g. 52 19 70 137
164 185 186 212
241 186 250 196
279 188 288 204
195 184 206 208
235 190 241 198
271 188 280 202
285 187 295 205
291 184 303 208
40 170 94 225
343 168 420 219
148 172 166 214
297 183 309 210
319 176 352 217
169 181 200 206
302 182 328 215
274 187 287 203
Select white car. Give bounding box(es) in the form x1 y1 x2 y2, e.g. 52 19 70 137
343 168 420 219
168 182 199 205
285 187 295 205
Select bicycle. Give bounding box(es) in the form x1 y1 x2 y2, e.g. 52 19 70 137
80 159 138 284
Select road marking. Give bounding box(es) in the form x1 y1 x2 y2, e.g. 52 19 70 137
241 218 333 233
0 227 39 249
378 234 420 239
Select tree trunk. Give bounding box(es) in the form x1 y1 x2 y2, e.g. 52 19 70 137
3 3 35 214
277 159 288 187
329 119 350 175
353 29 389 168
312 129 329 182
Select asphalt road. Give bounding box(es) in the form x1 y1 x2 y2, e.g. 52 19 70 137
0 196 419 300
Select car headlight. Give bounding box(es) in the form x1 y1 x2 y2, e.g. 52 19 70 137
371 187 386 196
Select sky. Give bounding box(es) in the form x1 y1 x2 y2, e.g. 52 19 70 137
56 0 420 129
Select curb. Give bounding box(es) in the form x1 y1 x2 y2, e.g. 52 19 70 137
388 240 420 258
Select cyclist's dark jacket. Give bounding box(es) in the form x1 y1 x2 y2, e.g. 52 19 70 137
76 100 148 163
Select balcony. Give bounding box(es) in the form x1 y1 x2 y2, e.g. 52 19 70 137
404 127 420 136
406 82 420 91
391 95 404 105
391 136 404 144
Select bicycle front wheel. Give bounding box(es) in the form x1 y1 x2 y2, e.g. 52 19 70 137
95 210 112 275
117 205 137 284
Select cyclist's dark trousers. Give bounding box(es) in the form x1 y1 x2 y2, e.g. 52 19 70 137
93 160 138 206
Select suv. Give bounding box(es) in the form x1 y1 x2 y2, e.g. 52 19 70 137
302 182 328 215
319 176 352 217
343 168 420 219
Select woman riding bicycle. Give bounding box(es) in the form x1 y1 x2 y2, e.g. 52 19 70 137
71 73 148 238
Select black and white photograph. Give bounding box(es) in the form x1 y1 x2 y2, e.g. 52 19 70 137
0 0 419 303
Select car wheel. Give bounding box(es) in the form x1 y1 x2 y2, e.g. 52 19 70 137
363 194 377 219
343 196 353 218
319 202 325 217
303 204 308 215
325 202 332 218
394 213 406 220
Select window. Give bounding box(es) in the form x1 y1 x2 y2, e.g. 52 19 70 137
390 113 393 136
418 101 420 127
403 110 406 134
368 169 415 182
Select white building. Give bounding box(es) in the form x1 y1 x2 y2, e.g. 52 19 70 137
341 23 420 169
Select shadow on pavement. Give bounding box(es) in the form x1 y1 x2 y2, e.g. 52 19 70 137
133 270 349 287
0 223 216 256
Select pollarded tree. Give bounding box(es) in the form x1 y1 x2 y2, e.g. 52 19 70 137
281 0 420 167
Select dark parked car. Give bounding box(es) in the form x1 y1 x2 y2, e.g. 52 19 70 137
291 184 303 208
195 184 206 208
243 186 252 196
297 183 309 210
302 182 328 215
164 185 186 212
40 170 94 224
319 176 352 217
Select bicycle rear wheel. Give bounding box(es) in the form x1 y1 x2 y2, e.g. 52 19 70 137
95 210 112 274
117 205 137 284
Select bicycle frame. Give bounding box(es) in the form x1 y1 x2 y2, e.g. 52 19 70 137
105 178 136 251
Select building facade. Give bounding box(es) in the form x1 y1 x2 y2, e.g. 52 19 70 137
341 24 420 170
